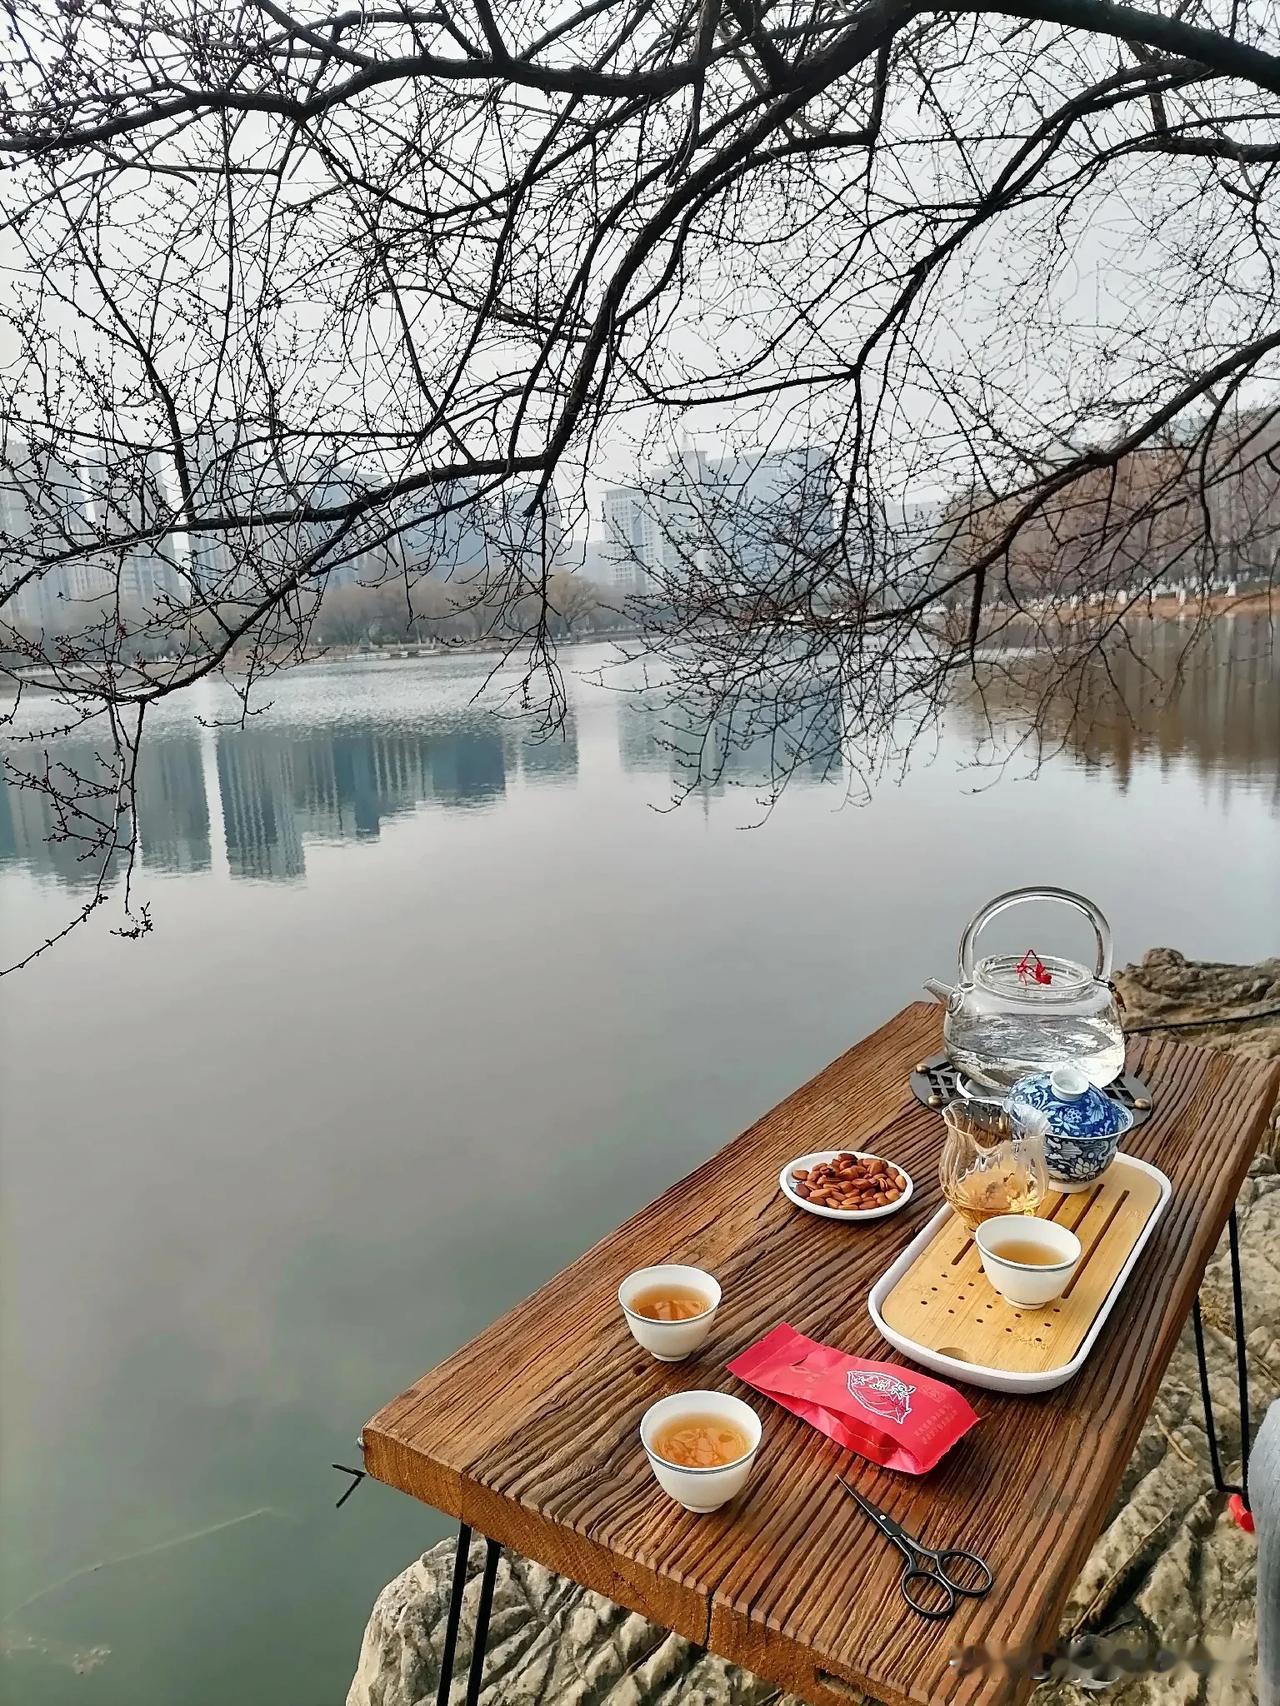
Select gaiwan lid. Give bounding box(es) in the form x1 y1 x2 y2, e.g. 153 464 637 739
1009 1067 1130 1138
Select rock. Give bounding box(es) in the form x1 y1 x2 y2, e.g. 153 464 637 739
1117 950 1279 1160
350 960 1280 1706
1117 951 1280 1094
346 1541 810 1706
1033 1156 1278 1705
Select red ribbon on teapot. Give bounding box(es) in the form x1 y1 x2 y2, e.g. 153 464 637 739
1015 948 1052 986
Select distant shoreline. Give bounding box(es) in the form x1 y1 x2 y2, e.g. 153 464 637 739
299 626 640 667
7 590 1272 689
308 588 1276 668
1138 586 1275 620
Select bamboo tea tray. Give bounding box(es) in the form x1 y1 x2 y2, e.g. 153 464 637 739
868 1154 1172 1393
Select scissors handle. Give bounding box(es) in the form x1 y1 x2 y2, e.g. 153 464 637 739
928 1546 994 1600
900 1564 958 1620
836 1479 993 1617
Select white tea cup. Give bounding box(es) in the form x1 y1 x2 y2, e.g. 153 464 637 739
976 1215 1082 1308
618 1264 720 1361
640 1390 762 1512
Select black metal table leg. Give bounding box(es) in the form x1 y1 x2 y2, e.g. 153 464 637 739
1193 1299 1229 1494
434 1523 501 1705
464 1539 501 1706
1227 1208 1251 1512
436 1523 473 1706
1193 1205 1252 1524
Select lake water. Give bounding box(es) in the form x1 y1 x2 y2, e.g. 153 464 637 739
1 620 1276 1705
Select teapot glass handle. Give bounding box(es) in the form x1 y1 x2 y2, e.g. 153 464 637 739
959 887 1113 983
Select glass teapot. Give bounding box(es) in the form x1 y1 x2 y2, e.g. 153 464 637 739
925 887 1125 1092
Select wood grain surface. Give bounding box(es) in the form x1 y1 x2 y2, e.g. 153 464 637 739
880 1158 1165 1376
362 1005 1279 1706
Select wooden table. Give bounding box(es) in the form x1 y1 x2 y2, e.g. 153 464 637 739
362 1005 1279 1706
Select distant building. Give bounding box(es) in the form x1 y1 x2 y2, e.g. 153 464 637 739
703 444 834 589
183 426 337 602
876 496 953 605
599 444 835 603
0 439 102 630
599 484 664 595
85 449 190 611
577 537 615 587
380 475 568 589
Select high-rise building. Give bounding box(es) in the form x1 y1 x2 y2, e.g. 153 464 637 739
86 449 191 611
373 473 568 592
600 484 665 593
185 424 294 602
0 439 103 631
871 495 952 606
599 443 835 601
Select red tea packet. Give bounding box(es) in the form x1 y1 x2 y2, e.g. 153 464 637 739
726 1322 979 1474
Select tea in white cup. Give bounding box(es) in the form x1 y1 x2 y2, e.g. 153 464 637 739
640 1390 761 1512
975 1215 1081 1307
618 1264 720 1361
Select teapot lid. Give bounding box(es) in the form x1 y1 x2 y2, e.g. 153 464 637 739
1008 1071 1131 1138
1049 1067 1089 1101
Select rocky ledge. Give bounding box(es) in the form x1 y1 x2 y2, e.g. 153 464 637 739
349 953 1280 1706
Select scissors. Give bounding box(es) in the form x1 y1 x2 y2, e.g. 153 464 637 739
836 1477 994 1620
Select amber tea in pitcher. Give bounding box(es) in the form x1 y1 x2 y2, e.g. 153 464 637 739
940 1096 1048 1232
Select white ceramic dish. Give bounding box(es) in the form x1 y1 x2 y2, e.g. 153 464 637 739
779 1150 915 1222
618 1264 720 1361
639 1390 762 1512
867 1152 1172 1393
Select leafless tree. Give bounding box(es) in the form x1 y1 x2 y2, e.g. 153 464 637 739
0 0 1277 963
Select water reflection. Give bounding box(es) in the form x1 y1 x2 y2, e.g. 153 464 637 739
1064 619 1279 800
0 619 1273 888
212 712 525 879
0 625 1275 1706
618 680 845 791
957 615 1279 802
217 737 306 882
519 720 578 782
0 739 133 889
140 733 211 873
1 698 576 888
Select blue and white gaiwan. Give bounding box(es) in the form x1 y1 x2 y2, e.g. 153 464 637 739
1009 1066 1134 1193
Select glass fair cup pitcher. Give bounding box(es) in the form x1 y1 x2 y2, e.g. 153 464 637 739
924 886 1125 1092
939 1097 1048 1234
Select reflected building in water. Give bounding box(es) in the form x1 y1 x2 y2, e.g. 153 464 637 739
423 726 506 808
0 627 1272 896
513 721 578 784
0 729 212 886
617 675 845 795
217 737 307 881
1 694 578 890
137 733 211 873
618 698 671 775
955 614 1280 806
213 714 516 878
0 740 131 888
290 730 436 842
